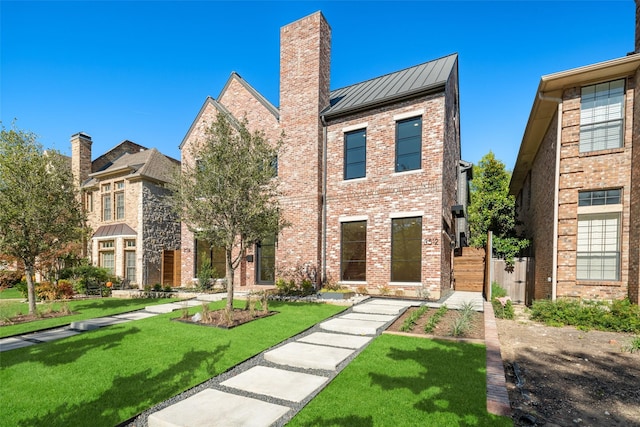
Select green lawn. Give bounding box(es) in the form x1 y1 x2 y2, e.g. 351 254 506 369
0 297 183 337
288 334 512 427
0 300 345 427
0 287 22 299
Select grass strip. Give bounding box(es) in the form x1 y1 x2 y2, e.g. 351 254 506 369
288 334 512 427
400 305 428 332
0 300 345 427
0 298 183 337
424 304 448 333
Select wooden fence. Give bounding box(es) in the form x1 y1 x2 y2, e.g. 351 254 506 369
490 257 531 304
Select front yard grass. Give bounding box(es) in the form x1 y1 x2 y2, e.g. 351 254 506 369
288 334 512 427
0 300 345 427
0 297 183 337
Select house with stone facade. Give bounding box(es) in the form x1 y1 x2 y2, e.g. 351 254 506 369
179 11 467 299
71 132 181 287
509 11 640 304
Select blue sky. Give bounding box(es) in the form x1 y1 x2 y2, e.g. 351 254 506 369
1 1 635 169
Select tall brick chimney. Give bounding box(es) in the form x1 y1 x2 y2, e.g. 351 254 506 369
70 132 92 188
278 11 331 274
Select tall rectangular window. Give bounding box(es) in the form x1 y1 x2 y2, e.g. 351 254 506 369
99 240 115 275
580 79 624 152
257 236 276 284
577 213 620 281
395 116 422 172
125 250 136 280
101 184 111 221
344 129 366 180
341 221 366 281
391 217 422 282
115 192 125 220
195 240 226 278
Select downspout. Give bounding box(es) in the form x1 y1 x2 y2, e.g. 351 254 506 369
320 115 328 286
538 91 563 301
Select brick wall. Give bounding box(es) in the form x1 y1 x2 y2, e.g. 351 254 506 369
325 93 452 299
630 68 640 303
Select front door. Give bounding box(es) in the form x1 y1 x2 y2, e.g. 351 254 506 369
256 236 275 285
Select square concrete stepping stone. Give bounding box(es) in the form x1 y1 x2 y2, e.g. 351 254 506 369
221 366 328 402
341 312 396 322
319 318 387 335
352 303 405 315
145 303 185 314
28 328 80 343
148 388 289 427
112 311 158 321
264 342 354 370
0 337 35 352
196 293 227 302
298 332 372 349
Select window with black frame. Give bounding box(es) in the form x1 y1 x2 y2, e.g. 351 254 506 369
341 221 366 281
391 217 422 282
395 117 422 172
344 128 366 180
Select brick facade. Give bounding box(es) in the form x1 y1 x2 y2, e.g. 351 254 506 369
178 12 462 299
512 55 640 303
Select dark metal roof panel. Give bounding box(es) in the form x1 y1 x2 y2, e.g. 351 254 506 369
93 223 137 238
323 53 457 118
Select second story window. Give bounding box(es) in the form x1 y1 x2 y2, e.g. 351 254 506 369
344 128 366 180
580 79 624 153
395 116 422 172
115 181 125 220
102 184 111 221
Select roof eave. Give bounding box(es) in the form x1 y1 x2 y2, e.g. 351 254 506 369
509 54 640 195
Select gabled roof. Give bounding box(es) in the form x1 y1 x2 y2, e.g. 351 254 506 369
322 53 458 118
509 53 640 195
82 148 179 188
219 72 279 120
178 97 235 150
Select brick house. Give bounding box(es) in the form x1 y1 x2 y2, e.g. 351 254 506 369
71 132 181 287
180 11 466 299
509 8 640 304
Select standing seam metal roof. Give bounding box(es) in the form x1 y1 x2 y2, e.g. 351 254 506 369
323 53 457 118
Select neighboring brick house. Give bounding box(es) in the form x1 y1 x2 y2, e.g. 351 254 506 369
71 132 181 287
180 11 466 299
509 13 640 304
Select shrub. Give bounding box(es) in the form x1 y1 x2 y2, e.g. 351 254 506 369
35 282 57 301
14 280 28 298
0 270 22 288
57 280 75 299
531 298 640 333
378 285 391 296
491 283 514 319
163 285 173 292
197 259 215 291
491 282 508 299
355 285 368 295
153 283 162 292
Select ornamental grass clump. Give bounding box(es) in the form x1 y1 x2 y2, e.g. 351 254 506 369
450 301 476 337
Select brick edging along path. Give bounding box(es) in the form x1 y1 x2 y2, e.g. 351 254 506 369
484 300 512 416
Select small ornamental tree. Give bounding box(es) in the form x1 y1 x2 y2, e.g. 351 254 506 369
0 123 85 314
468 151 529 266
170 114 287 316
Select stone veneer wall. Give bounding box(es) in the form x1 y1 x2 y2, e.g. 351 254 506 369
141 182 180 286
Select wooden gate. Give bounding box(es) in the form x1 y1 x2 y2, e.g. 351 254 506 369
491 258 529 304
161 250 181 286
453 246 485 292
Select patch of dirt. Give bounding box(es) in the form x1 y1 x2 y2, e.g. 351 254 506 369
496 305 640 427
175 308 277 329
1 310 75 326
386 306 485 340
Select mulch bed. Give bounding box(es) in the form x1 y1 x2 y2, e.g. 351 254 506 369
173 308 278 329
386 306 485 340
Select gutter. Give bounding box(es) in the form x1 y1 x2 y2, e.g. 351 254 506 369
537 91 563 301
320 115 328 286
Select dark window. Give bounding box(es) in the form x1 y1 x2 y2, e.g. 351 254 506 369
195 240 226 278
578 189 621 206
341 221 366 281
344 129 366 180
391 217 422 282
395 117 422 172
257 236 276 284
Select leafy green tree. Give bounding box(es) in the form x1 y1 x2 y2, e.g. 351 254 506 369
0 123 85 314
170 114 286 316
468 151 529 266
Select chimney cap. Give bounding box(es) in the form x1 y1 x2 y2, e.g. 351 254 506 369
71 132 92 140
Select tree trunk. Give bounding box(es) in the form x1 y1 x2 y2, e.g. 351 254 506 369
25 264 37 315
225 249 234 317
